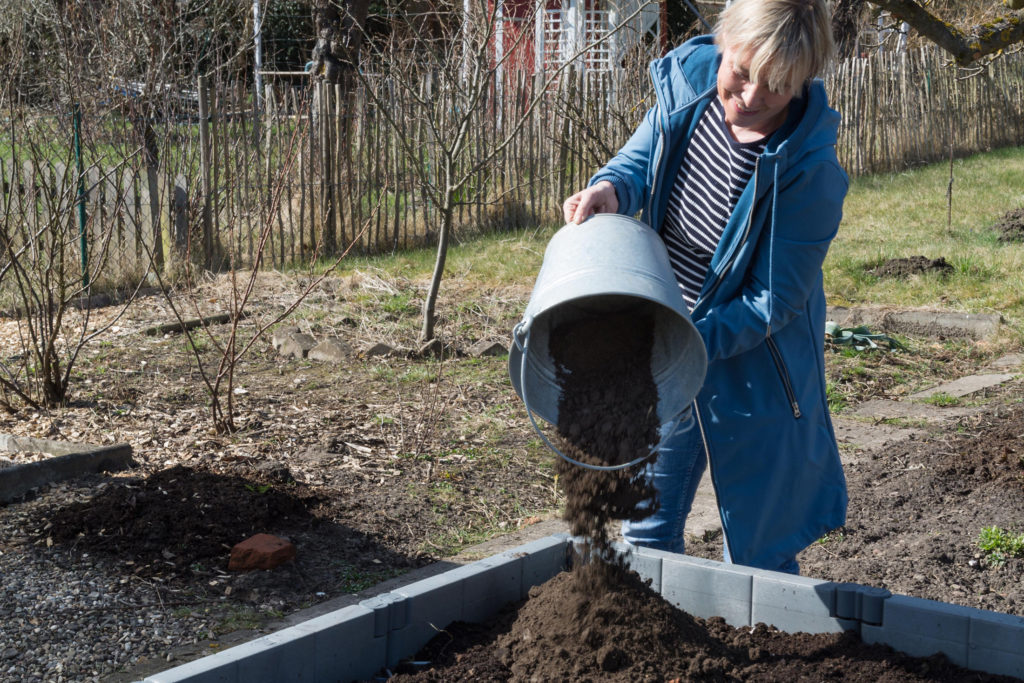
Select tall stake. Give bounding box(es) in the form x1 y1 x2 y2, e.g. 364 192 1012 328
73 103 89 288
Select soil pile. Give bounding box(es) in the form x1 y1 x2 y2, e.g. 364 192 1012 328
41 465 320 577
994 207 1024 242
870 256 954 278
495 562 734 681
546 307 661 556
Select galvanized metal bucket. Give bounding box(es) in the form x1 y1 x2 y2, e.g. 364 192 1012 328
509 214 708 470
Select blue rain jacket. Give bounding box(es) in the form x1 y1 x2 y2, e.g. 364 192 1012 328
590 36 848 570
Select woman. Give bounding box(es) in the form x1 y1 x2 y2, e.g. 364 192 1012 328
562 0 847 573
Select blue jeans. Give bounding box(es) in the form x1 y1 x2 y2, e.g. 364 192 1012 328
621 417 800 575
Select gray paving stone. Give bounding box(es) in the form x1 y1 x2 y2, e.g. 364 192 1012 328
450 551 523 624
831 416 924 453
966 608 1024 678
278 333 316 359
850 398 977 423
143 657 238 683
235 624 316 682
659 554 753 627
987 353 1022 371
968 648 1024 680
618 543 665 593
359 593 408 637
859 586 891 625
862 621 969 667
826 306 1001 340
306 606 384 683
308 337 351 362
968 608 1024 655
391 574 464 667
910 373 1015 400
0 441 133 504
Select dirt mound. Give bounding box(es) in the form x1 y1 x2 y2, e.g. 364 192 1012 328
389 561 1017 682
496 563 733 681
870 256 954 278
994 207 1024 242
38 465 321 576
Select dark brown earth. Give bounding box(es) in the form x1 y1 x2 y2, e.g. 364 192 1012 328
870 255 954 278
994 207 1024 242
0 271 1022 681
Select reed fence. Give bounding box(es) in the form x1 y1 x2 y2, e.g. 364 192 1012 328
2 47 1022 288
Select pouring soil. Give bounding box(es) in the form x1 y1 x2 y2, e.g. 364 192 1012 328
386 309 1019 682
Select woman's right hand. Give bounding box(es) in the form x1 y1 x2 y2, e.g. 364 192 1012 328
562 180 618 225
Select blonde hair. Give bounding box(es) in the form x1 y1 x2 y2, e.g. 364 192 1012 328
714 0 834 94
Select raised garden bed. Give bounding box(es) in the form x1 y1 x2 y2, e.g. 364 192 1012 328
139 534 1024 682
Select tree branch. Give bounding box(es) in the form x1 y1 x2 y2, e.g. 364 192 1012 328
870 0 1024 66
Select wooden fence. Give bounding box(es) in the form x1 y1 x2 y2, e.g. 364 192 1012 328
2 47 1022 286
830 48 1024 176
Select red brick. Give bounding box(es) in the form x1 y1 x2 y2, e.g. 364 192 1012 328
228 533 296 571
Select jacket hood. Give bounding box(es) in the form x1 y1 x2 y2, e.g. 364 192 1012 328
650 36 841 177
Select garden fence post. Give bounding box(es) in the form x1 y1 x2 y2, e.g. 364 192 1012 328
198 75 214 268
73 103 89 288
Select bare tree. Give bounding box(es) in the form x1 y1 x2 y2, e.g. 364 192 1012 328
0 7 152 410
348 0 658 342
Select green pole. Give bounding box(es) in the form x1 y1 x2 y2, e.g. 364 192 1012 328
73 104 89 288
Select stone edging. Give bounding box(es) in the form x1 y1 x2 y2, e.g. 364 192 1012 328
0 434 133 504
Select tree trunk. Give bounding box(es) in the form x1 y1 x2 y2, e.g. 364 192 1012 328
420 205 453 342
311 0 369 85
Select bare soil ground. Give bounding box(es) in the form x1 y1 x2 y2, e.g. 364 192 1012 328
0 268 1022 681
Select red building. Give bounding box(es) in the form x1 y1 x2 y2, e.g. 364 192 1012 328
490 0 663 76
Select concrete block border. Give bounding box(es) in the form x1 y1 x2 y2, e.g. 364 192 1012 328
0 433 133 503
139 535 1024 682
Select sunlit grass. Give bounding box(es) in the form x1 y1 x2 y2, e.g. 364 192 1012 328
827 146 1024 338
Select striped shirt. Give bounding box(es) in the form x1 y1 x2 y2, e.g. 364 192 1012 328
662 98 766 311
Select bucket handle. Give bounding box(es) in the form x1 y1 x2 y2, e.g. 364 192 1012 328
513 320 692 472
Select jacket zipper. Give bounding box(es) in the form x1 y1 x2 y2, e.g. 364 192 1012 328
765 334 802 418
647 106 666 221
